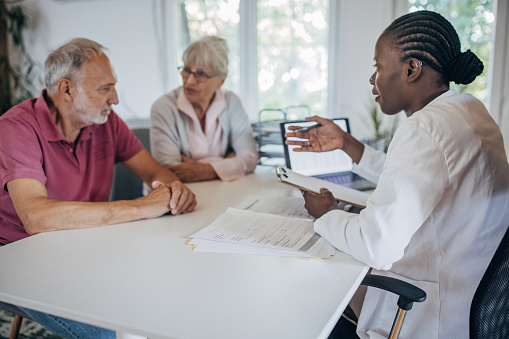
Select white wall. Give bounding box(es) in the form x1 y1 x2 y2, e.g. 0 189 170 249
20 0 397 139
22 0 172 123
336 0 399 139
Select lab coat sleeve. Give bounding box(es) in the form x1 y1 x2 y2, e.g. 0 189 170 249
353 144 386 184
314 122 449 270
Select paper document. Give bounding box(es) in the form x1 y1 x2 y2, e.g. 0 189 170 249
189 237 334 258
191 208 319 251
235 194 313 219
189 202 335 258
275 166 370 208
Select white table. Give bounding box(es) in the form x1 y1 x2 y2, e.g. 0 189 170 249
0 166 368 339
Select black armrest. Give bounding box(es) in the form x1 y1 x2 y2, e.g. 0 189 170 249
361 274 427 311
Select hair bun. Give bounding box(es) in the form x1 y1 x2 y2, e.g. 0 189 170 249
446 49 484 85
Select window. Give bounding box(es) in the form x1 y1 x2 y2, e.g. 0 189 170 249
180 0 331 121
256 0 329 119
408 0 495 104
180 0 241 93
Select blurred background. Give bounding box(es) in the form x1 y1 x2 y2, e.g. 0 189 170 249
1 0 507 154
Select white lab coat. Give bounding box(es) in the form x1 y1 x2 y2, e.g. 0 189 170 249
315 90 509 339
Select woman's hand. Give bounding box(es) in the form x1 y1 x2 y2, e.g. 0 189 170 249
168 155 218 183
302 188 339 219
284 116 365 164
284 116 346 152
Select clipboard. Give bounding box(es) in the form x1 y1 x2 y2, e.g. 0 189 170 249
275 166 370 208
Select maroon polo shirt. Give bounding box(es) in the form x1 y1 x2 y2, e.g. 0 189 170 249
0 90 144 246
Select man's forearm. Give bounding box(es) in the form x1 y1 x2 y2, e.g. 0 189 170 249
7 178 172 236
21 199 147 235
150 165 181 186
123 149 180 186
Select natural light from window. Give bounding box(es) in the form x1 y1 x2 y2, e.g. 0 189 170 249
408 0 494 104
257 0 329 120
181 0 329 121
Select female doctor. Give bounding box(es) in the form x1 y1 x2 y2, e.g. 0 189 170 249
285 10 509 339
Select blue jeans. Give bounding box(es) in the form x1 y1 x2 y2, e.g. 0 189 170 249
18 306 116 339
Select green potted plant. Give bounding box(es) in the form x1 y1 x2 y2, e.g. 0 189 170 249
363 98 400 152
0 0 40 116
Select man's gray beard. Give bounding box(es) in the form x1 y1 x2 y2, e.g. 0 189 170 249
73 87 110 125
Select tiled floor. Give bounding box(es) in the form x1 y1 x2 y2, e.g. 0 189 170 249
0 309 61 339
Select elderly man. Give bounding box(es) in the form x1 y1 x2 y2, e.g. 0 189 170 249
0 38 197 338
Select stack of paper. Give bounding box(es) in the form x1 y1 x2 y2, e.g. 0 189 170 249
188 195 335 259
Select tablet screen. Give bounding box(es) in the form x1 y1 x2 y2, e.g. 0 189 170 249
281 119 354 176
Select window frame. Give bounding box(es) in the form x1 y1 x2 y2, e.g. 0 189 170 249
489 0 509 157
168 0 509 147
172 0 336 121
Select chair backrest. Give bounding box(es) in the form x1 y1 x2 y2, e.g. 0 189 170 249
109 128 150 201
470 225 509 339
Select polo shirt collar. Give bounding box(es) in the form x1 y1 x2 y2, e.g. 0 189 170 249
35 89 96 143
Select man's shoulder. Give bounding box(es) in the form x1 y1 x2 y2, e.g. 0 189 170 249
0 99 39 135
0 98 38 122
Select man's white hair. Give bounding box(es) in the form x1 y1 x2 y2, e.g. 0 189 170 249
45 38 107 93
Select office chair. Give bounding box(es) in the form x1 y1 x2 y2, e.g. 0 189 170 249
361 274 427 339
0 301 33 339
470 225 509 339
329 273 426 339
11 315 22 339
334 224 509 339
109 128 150 201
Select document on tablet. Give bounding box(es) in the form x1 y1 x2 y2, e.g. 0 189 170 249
275 166 370 208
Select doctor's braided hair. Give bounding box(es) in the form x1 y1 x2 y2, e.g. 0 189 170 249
382 10 483 85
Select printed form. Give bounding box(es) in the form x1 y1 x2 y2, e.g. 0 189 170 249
189 195 335 258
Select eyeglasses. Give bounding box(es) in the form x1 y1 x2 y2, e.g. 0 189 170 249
178 66 222 83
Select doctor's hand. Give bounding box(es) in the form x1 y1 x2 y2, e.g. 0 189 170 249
284 116 346 153
168 155 218 183
302 188 339 219
284 116 366 164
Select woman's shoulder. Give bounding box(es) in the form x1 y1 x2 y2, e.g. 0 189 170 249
221 90 246 116
221 90 242 104
413 91 487 125
402 91 493 151
151 88 181 112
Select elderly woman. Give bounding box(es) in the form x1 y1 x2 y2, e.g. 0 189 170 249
150 36 258 183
